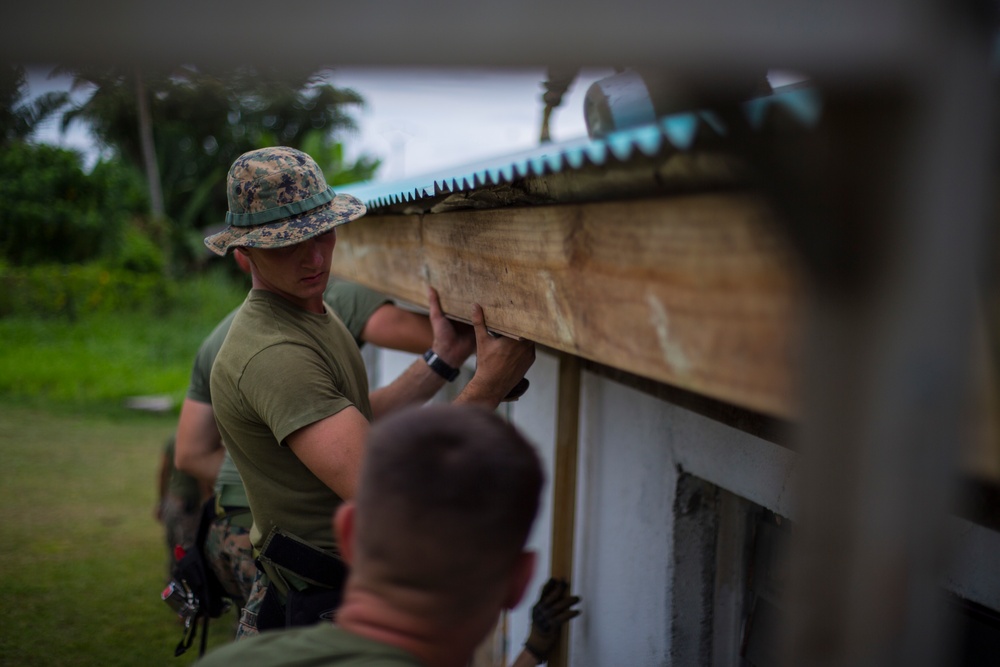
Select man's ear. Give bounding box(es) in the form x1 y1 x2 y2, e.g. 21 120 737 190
503 551 537 610
233 247 252 273
333 502 356 566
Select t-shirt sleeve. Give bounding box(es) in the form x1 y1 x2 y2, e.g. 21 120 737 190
323 281 392 346
239 343 356 446
186 309 240 404
186 338 217 404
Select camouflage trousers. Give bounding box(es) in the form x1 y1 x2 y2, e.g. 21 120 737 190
235 568 270 641
233 569 341 640
204 514 257 609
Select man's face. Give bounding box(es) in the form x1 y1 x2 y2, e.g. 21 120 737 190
241 229 336 312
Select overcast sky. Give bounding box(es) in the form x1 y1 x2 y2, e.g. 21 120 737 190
329 67 612 181
26 66 613 183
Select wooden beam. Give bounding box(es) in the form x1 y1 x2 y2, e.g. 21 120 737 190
551 353 581 579
333 192 803 418
332 191 1000 481
549 353 581 667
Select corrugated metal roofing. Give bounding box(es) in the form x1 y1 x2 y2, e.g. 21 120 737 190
342 85 822 214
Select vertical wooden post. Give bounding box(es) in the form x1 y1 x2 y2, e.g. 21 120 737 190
550 352 581 667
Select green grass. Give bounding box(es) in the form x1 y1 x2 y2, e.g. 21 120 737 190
0 404 237 666
0 268 249 414
0 270 248 665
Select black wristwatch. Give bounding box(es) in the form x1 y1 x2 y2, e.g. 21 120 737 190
423 349 460 382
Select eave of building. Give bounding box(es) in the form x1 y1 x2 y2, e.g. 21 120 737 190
331 86 822 420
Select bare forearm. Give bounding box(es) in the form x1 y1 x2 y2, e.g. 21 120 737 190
361 305 433 355
453 375 509 410
174 398 225 487
369 358 448 420
176 447 225 488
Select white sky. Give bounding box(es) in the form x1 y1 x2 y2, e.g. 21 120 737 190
26 66 614 182
329 67 612 182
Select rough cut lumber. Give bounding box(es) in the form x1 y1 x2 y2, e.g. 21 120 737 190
332 192 803 419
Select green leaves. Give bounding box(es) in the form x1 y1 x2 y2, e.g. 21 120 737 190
0 65 69 146
0 142 148 266
57 65 381 258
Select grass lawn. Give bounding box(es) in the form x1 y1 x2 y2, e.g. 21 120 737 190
0 403 236 666
0 269 249 409
0 269 247 666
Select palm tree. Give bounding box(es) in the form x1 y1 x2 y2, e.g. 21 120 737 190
0 65 69 146
55 64 380 260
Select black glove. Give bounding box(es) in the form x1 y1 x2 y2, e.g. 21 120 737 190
524 577 581 664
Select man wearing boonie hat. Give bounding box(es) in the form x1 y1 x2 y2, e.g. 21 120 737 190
174 248 436 622
206 146 535 640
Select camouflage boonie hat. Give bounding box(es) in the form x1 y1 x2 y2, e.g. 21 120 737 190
204 146 366 256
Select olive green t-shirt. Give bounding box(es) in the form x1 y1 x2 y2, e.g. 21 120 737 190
210 289 374 554
197 623 422 667
185 281 390 502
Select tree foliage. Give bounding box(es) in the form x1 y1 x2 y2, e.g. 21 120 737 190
56 65 381 262
0 65 69 147
0 142 149 266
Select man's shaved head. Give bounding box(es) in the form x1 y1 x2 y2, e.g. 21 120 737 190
352 404 544 600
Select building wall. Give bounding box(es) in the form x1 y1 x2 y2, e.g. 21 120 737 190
569 371 677 665
371 346 776 664
368 345 1000 665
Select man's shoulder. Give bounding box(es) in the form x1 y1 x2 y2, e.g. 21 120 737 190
211 289 356 395
216 293 289 358
198 624 421 666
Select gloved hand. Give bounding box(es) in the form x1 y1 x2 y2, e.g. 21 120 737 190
524 577 581 664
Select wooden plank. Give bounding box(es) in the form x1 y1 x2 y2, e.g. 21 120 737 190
333 192 802 418
332 214 427 303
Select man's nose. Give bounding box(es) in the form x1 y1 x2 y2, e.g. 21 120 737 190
303 238 324 265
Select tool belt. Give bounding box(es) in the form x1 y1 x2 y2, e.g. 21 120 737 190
254 527 348 631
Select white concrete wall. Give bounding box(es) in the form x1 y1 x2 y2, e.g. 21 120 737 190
503 351 559 660
571 371 678 666
371 348 688 663
366 345 1000 665
367 346 793 665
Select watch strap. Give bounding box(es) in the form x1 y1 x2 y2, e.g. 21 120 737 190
423 349 460 382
